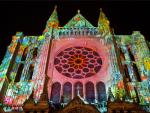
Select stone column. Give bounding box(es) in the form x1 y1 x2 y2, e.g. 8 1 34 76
59 83 63 102
94 83 98 103
83 83 86 100
72 83 74 99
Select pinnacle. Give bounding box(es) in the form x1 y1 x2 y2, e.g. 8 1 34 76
54 5 57 10
77 9 80 14
100 8 102 12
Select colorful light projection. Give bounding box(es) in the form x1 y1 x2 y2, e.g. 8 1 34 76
4 81 33 111
115 32 150 107
0 6 149 113
0 34 22 90
0 33 46 111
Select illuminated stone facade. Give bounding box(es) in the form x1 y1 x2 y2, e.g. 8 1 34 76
0 6 150 113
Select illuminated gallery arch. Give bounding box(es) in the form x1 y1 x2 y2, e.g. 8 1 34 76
74 82 83 97
50 82 61 103
96 82 106 102
63 82 72 103
85 82 95 103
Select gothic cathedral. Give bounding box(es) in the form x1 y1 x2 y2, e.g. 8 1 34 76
0 6 150 113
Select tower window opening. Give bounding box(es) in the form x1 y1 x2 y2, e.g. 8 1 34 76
29 64 34 80
21 47 28 61
15 63 24 82
33 48 38 59
124 65 131 82
127 46 141 81
128 47 135 61
133 63 141 82
119 48 125 61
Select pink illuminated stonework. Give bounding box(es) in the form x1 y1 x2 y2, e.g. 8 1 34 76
47 36 109 100
54 46 102 79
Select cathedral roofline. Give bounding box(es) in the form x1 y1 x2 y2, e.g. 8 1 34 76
63 9 94 28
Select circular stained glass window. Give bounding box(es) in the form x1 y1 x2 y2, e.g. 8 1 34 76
54 47 102 79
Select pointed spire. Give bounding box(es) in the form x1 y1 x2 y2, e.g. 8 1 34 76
98 8 110 35
98 8 109 25
77 9 80 14
45 5 59 30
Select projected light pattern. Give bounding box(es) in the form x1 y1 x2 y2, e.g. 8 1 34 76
54 47 102 79
0 6 150 113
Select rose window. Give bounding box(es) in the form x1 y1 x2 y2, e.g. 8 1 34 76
54 47 102 79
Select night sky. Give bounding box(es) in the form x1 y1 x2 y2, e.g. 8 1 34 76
0 1 150 64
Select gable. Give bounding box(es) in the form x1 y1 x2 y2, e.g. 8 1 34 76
64 13 94 28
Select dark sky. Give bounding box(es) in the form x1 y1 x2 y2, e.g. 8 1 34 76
0 1 150 63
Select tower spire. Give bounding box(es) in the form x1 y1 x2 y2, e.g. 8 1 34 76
44 5 59 32
98 8 110 35
77 9 80 14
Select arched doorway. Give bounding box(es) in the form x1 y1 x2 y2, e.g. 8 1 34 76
50 82 61 103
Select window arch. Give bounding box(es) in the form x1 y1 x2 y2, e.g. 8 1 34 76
119 48 125 61
33 47 38 59
21 47 28 61
15 63 24 82
85 82 95 103
50 82 61 103
133 63 141 82
74 82 83 97
96 82 106 102
128 47 135 62
128 47 141 81
28 64 34 80
124 64 131 82
63 82 72 103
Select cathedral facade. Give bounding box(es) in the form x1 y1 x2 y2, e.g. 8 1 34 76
0 6 150 113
